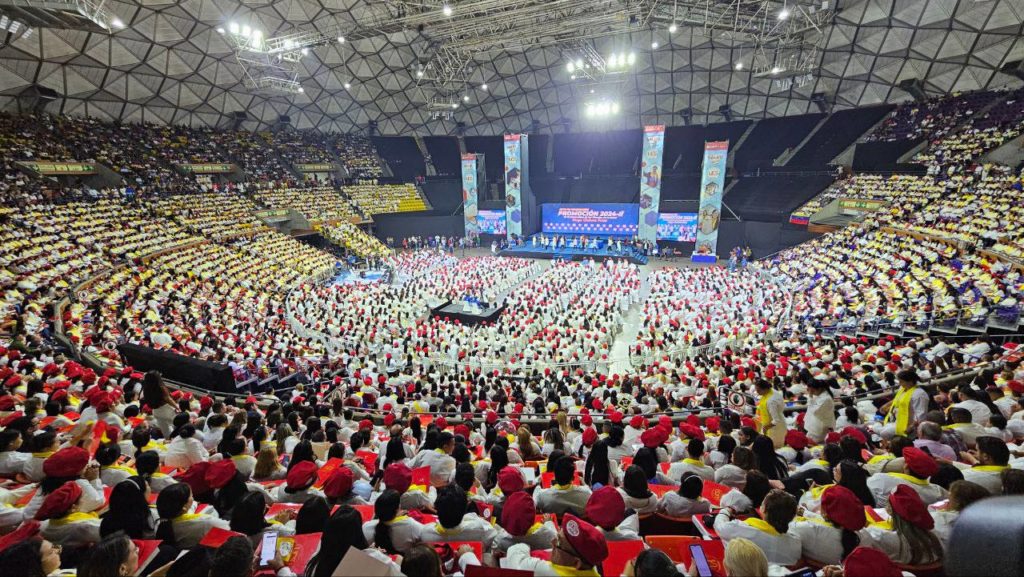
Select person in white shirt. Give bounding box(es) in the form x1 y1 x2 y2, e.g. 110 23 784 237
659 473 713 518
859 484 943 566
714 489 802 566
662 438 714 483
618 466 660 515
416 431 457 488
493 491 558 553
804 379 836 443
419 485 497 553
0 429 29 476
155 482 231 549
164 425 209 470
867 446 947 506
959 436 1012 494
272 461 324 504
362 489 426 554
788 484 869 565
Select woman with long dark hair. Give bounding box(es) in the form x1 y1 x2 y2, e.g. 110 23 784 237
142 371 176 437
361 489 425 554
619 465 659 514
304 506 402 577
155 483 230 548
751 435 788 481
584 438 613 487
484 445 509 491
101 477 156 538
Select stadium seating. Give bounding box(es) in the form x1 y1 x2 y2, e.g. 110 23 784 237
343 182 428 215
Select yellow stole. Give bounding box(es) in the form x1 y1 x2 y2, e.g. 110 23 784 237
973 465 1009 473
886 386 917 436
49 511 99 526
683 458 707 468
744 517 780 535
550 565 600 577
757 390 773 427
172 513 204 523
888 472 928 485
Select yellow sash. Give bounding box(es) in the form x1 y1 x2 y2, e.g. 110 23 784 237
433 522 462 535
386 515 410 525
102 464 137 475
32 451 54 459
757 390 773 427
808 483 835 500
550 564 600 577
526 522 545 536
172 513 204 523
867 455 894 466
744 517 780 535
888 472 928 485
683 458 707 468
973 465 1009 473
49 511 99 526
886 386 917 436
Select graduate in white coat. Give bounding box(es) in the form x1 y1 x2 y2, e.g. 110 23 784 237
503 514 609 577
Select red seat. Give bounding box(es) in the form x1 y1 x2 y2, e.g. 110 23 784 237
638 512 699 537
644 535 703 564
601 540 646 577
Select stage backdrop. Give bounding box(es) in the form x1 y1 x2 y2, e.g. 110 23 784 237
541 203 639 236
461 154 480 238
694 141 730 256
477 210 507 235
637 125 666 242
503 134 524 240
657 213 698 242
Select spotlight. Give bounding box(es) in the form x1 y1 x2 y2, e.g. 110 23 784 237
301 47 309 56
608 54 617 67
344 82 351 89
216 27 225 34
284 39 295 49
627 52 636 65
337 36 345 43
242 25 251 37
590 89 594 94
566 61 575 73
298 87 304 93
416 70 424 78
251 29 262 43
463 94 469 102
575 59 583 70
669 23 677 33
570 75 576 80
651 41 659 49
229 22 239 35
442 3 452 16
451 102 458 109
111 18 124 29
771 66 781 74
480 83 487 91
778 8 790 20
735 62 743 70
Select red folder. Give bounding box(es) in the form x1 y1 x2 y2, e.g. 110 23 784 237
701 480 730 506
355 450 378 476
265 503 302 520
315 457 345 488
284 532 322 574
649 484 679 498
411 466 431 487
353 504 374 523
446 541 483 561
602 540 645 577
133 539 162 575
198 527 244 548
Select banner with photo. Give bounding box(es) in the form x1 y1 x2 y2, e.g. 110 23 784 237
477 210 507 235
694 141 729 257
637 125 666 242
461 154 480 238
503 134 523 240
656 213 698 242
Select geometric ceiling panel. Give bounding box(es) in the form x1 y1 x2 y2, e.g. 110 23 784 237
0 0 1021 136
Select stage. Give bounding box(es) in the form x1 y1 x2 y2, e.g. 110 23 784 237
430 299 505 326
500 235 649 264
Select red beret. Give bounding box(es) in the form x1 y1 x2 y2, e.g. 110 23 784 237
629 415 645 429
199 396 213 410
485 410 498 425
383 414 396 427
561 513 608 566
822 485 866 531
384 463 413 493
591 399 603 410
581 415 593 427
640 428 665 449
902 447 938 478
825 432 842 444
35 481 82 520
584 486 625 530
435 417 448 430
454 424 471 440
0 520 40 553
286 461 319 491
843 547 902 577
0 396 16 411
840 426 867 446
658 415 672 429
501 491 536 536
322 467 354 499
359 419 373 430
205 459 237 489
176 462 211 496
582 428 598 446
1008 380 1024 395
679 424 705 442
608 411 623 424
705 417 720 433
889 484 933 530
740 416 756 429
43 447 90 478
497 467 525 494
785 430 810 451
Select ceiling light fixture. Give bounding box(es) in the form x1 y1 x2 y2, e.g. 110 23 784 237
669 23 677 33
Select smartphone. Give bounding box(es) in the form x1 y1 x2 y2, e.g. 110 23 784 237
689 544 713 577
259 533 278 567
783 569 816 577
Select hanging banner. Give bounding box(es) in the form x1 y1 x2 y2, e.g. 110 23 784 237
461 153 480 238
637 125 665 242
503 134 523 240
17 161 98 175
693 141 729 258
